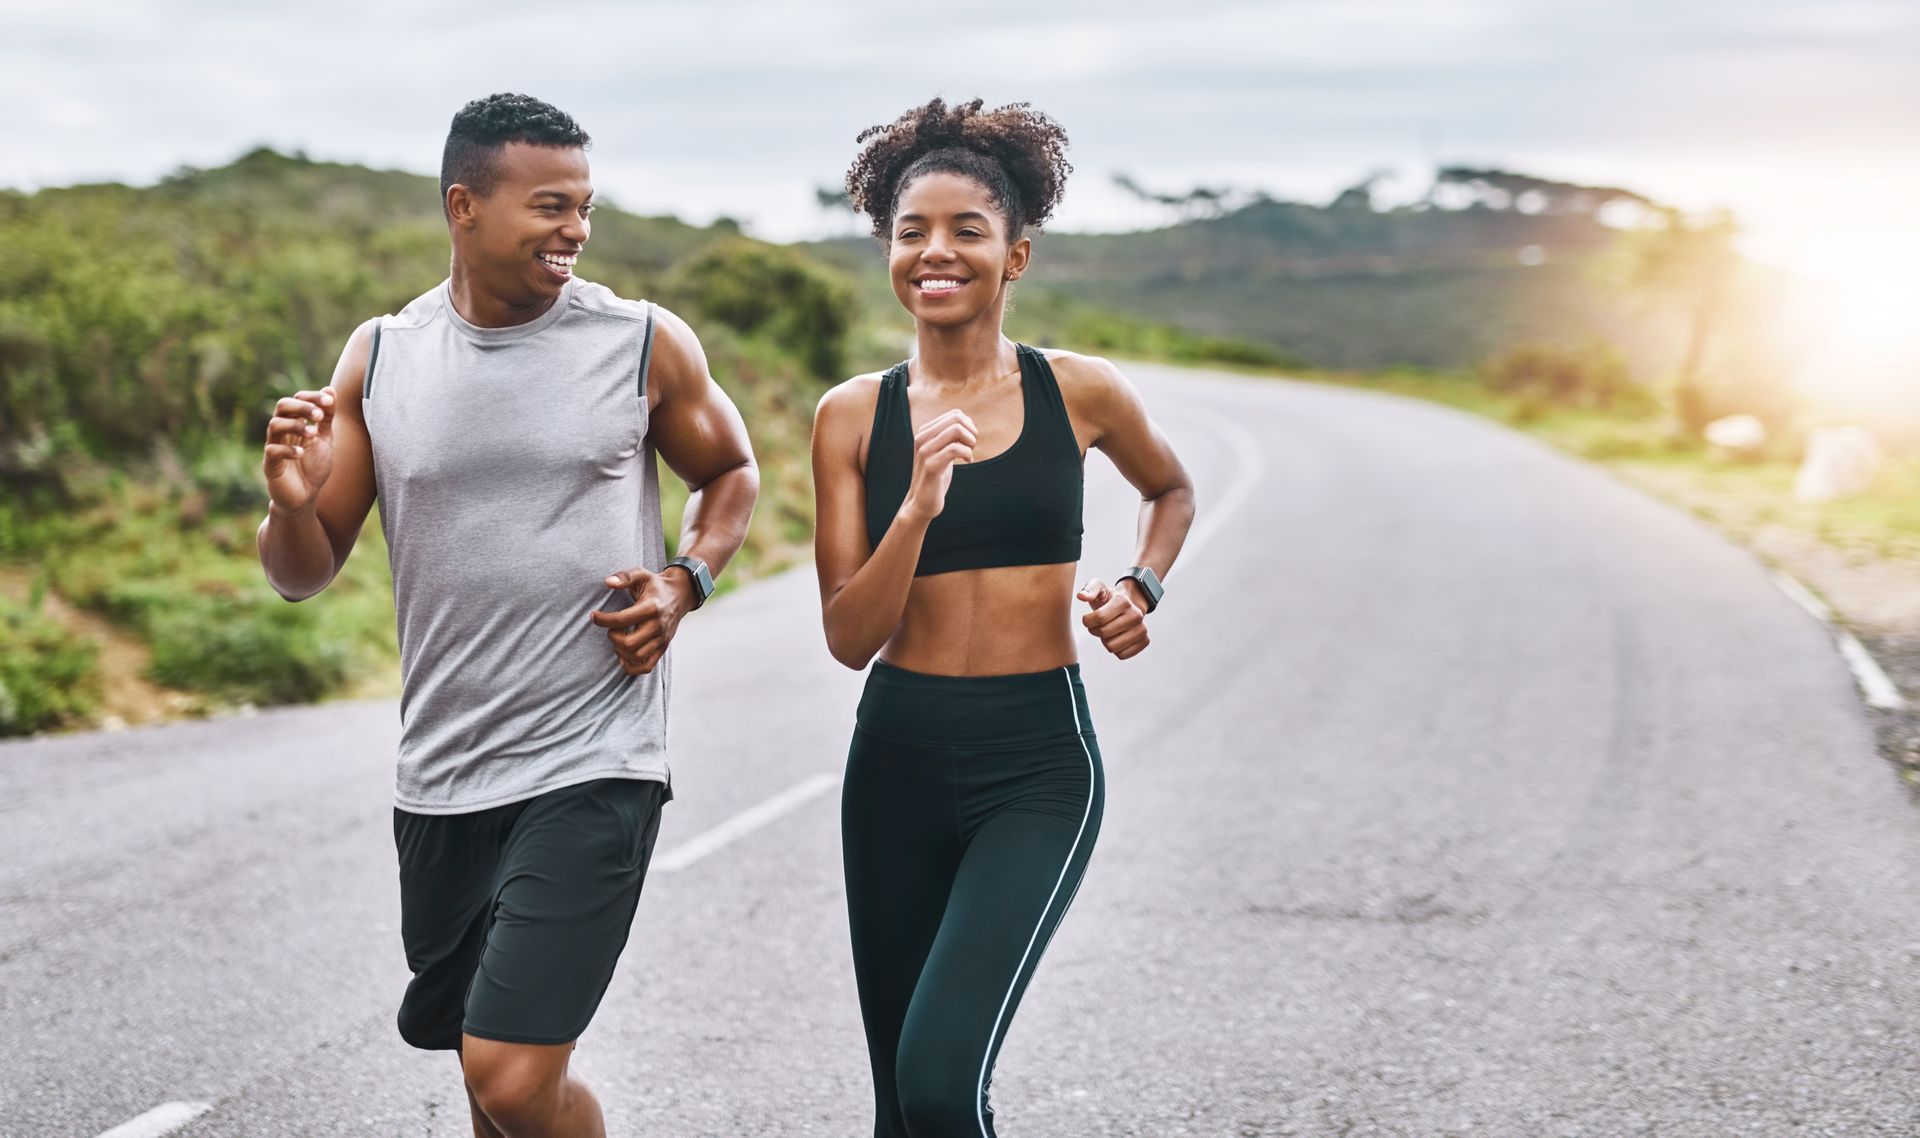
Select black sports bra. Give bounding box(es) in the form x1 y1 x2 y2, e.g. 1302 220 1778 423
863 344 1084 577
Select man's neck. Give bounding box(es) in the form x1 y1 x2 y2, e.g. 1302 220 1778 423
448 259 559 329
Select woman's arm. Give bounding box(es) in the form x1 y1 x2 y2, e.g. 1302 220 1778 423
1060 353 1197 658
811 380 976 670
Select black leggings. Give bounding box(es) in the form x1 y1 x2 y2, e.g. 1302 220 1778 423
842 660 1106 1138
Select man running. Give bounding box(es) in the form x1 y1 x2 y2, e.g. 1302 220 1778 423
256 92 758 1137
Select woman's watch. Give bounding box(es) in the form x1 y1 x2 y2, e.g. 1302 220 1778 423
664 555 715 610
1119 565 1163 614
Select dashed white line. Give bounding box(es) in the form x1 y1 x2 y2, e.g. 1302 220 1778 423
1771 570 1906 711
652 772 841 873
94 1102 211 1138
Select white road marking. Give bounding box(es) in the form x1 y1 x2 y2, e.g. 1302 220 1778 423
93 1103 211 1138
1838 631 1908 710
652 772 841 873
1772 570 1834 623
1771 570 1906 711
1165 403 1267 568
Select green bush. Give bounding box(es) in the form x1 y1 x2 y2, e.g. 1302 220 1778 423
36 486 396 708
0 596 99 735
668 239 858 379
144 592 351 704
1481 340 1653 415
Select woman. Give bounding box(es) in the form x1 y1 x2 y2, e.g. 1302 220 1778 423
811 97 1195 1137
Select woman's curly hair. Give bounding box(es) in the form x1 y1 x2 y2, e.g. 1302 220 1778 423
845 98 1072 243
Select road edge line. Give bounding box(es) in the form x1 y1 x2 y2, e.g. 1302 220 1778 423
1167 404 1267 566
1770 570 1906 711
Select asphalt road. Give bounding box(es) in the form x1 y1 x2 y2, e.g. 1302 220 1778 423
3 363 1917 1137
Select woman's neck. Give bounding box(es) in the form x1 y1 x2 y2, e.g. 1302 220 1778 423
911 308 1015 390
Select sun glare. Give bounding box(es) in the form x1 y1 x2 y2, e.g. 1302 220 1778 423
1775 244 1920 423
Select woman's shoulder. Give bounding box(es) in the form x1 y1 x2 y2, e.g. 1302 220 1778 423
1034 346 1125 381
813 370 896 459
816 370 891 420
1033 347 1133 408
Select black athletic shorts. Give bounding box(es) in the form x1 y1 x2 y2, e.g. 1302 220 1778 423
392 776 669 1050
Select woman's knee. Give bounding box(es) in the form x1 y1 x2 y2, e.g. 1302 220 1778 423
895 1055 986 1137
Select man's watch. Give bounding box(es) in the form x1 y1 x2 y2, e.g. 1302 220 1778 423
664 555 715 610
1119 565 1163 614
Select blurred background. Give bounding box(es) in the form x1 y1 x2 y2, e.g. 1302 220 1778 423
1 0 1915 739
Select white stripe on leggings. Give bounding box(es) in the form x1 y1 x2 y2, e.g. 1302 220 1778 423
973 668 1098 1136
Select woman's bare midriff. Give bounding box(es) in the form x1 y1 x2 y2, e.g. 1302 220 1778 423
878 561 1081 676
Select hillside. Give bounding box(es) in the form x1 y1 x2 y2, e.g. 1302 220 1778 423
809 172 1700 372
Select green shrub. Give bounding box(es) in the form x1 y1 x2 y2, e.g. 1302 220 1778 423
1481 340 1653 414
0 596 100 735
144 592 351 704
668 239 858 379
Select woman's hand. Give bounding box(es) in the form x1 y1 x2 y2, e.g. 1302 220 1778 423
898 409 977 525
1077 578 1150 660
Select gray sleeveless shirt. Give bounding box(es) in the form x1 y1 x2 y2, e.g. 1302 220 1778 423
364 277 671 814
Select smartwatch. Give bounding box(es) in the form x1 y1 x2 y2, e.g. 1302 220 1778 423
664 555 715 610
1119 565 1163 614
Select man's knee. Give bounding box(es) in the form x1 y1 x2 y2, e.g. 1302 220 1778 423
462 1037 569 1134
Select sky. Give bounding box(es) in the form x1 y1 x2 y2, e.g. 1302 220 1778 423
3 0 1917 302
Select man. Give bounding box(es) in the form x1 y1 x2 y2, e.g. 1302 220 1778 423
256 92 758 1137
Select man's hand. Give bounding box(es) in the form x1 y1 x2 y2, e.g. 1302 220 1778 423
263 387 337 514
589 566 695 675
1076 578 1150 661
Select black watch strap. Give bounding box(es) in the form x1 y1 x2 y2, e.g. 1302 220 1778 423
665 556 715 610
1120 565 1163 614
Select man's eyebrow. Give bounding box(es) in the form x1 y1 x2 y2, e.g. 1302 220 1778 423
530 189 594 201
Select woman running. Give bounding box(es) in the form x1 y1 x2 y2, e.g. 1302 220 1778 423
810 97 1196 1137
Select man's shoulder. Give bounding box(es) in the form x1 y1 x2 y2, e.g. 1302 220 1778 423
383 280 449 332
565 279 655 326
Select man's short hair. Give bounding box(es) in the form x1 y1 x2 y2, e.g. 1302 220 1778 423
440 93 591 208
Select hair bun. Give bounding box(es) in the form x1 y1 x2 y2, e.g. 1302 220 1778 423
847 98 1071 242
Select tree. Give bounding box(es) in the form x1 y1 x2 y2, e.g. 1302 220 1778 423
1620 207 1740 435
1328 169 1394 212
1433 167 1652 216
1111 172 1239 221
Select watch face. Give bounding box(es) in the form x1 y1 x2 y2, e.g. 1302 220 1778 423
1127 568 1162 609
669 558 713 605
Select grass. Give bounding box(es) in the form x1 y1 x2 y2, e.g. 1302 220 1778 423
11 472 398 712
0 589 101 735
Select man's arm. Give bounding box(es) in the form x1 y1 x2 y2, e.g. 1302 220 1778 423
590 306 760 674
256 319 380 601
